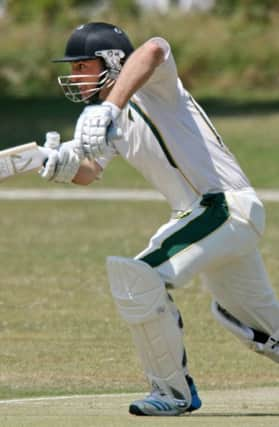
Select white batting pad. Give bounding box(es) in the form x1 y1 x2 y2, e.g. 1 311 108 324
107 256 192 404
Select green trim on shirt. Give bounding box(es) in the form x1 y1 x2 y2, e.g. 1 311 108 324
129 100 177 168
128 100 201 196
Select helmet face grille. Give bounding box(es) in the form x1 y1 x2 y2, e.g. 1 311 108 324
57 70 114 103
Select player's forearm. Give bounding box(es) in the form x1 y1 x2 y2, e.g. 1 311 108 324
72 158 102 185
106 40 165 109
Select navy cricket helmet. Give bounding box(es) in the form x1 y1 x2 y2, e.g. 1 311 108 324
54 22 134 103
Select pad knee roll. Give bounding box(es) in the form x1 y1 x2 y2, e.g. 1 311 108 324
107 256 168 324
107 256 192 404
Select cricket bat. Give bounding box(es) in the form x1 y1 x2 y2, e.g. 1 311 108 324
0 142 52 181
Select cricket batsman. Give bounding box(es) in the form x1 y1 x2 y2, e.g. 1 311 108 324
39 22 279 416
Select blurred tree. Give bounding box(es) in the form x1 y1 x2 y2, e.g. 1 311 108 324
109 0 140 17
7 0 73 23
214 0 279 21
241 0 279 22
213 0 239 15
71 0 100 4
7 0 140 23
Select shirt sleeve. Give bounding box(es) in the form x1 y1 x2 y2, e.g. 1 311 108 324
140 37 179 101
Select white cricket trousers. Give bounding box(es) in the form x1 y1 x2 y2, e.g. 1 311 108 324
136 188 279 335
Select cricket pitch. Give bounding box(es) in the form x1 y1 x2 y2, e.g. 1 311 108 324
0 387 278 427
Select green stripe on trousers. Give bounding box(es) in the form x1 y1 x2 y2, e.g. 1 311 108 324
140 193 229 268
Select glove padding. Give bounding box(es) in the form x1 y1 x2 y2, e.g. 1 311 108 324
78 102 122 160
39 140 83 184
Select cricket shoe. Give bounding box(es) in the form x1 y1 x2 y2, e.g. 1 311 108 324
129 376 202 416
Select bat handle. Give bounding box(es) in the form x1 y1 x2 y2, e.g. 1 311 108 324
37 146 54 163
45 131 61 149
38 124 122 165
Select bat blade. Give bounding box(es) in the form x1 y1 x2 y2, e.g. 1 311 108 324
0 142 50 181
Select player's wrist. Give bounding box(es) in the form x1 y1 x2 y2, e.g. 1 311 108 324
102 101 121 120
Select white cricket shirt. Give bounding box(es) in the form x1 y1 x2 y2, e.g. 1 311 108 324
97 37 251 211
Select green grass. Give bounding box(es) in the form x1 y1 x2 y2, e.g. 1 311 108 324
0 199 278 400
213 113 279 188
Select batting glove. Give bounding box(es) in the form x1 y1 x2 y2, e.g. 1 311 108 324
39 138 83 184
79 101 122 160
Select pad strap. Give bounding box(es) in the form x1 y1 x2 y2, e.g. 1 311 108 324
212 301 279 363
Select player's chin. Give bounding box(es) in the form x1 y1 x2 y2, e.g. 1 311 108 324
79 91 89 102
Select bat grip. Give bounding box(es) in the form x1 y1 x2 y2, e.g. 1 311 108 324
38 146 54 165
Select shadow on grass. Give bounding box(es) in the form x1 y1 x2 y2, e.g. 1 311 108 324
1 95 279 150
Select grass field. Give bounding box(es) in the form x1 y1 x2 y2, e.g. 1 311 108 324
0 199 279 426
0 200 278 411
